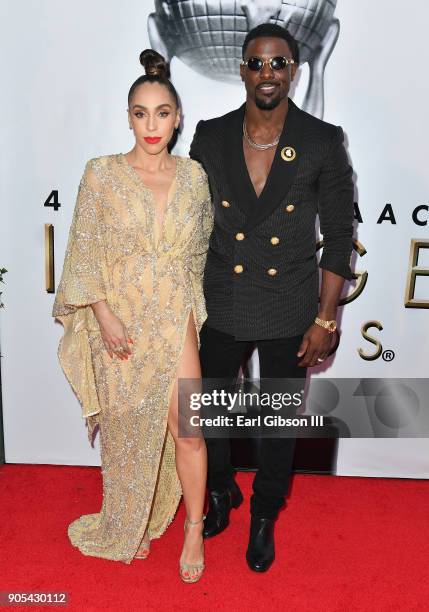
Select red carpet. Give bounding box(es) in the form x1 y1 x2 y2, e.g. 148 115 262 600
0 464 428 611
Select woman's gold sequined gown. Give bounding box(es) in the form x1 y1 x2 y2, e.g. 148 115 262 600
52 154 213 563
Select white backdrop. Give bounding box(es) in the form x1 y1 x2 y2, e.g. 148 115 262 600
1 0 428 476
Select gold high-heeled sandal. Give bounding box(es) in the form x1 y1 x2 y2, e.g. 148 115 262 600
179 515 206 583
134 530 150 560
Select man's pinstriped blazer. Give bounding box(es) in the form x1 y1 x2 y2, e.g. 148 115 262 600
189 98 355 341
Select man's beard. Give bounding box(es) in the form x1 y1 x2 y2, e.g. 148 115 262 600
255 92 281 110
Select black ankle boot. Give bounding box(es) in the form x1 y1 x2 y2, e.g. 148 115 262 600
203 479 243 539
246 516 275 572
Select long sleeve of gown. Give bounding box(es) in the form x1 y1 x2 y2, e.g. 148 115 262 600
52 159 109 425
187 161 214 335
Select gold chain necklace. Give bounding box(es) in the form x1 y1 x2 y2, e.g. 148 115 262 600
242 118 281 150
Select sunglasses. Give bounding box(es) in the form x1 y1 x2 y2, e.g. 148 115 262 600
241 56 295 72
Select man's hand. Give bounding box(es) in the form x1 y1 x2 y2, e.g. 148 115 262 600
297 323 333 367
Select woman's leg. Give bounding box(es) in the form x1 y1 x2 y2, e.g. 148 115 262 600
167 312 206 576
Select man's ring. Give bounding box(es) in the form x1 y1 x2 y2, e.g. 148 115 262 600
317 357 324 363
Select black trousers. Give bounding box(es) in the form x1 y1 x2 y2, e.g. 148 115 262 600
199 322 307 520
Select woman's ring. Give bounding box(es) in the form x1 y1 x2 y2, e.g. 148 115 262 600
114 345 125 352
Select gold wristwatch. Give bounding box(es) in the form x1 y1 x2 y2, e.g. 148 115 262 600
314 316 337 333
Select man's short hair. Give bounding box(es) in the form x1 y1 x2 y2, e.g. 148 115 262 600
242 23 300 64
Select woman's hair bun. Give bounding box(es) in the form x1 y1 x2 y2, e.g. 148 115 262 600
139 49 170 79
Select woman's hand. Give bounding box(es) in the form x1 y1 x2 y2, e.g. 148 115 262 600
91 301 133 360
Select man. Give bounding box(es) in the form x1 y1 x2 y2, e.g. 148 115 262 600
189 23 354 572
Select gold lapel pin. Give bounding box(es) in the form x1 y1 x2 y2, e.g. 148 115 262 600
280 146 296 162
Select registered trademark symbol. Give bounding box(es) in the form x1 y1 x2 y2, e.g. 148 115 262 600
382 349 395 362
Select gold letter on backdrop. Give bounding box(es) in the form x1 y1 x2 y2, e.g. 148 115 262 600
358 321 383 361
404 239 429 308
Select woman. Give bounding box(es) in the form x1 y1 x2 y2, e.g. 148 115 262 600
52 49 213 583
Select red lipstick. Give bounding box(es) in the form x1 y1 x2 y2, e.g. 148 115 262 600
144 136 162 144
